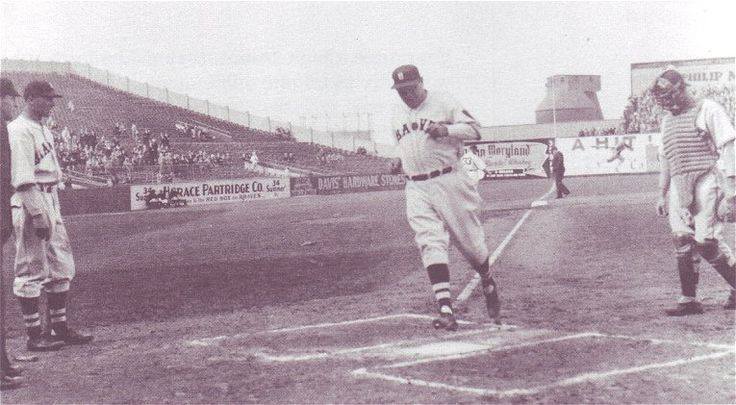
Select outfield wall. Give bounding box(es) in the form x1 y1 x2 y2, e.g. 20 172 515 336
58 132 667 215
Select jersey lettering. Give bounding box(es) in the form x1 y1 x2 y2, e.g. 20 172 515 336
394 119 437 142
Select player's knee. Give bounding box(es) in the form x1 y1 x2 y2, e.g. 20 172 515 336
696 238 724 263
673 234 694 258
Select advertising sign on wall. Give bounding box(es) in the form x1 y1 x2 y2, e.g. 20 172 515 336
553 133 662 177
630 57 734 97
464 139 551 179
130 177 290 210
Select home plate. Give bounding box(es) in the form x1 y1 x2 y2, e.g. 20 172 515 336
392 341 489 357
531 200 548 208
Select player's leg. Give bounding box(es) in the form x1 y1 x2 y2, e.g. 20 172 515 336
691 172 735 308
12 207 63 351
43 191 91 345
665 181 703 316
405 182 456 330
434 173 500 321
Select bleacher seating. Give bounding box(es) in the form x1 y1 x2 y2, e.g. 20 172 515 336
1 70 393 183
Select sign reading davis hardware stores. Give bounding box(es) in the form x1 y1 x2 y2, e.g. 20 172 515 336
130 178 290 210
311 173 406 195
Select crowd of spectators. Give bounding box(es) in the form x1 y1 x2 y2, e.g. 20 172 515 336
275 126 294 141
622 85 734 134
316 146 345 165
578 126 621 137
175 122 214 141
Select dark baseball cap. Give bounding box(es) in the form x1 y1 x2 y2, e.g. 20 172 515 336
0 78 20 97
23 80 62 99
391 64 422 89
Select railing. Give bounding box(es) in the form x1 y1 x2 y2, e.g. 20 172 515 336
0 58 379 153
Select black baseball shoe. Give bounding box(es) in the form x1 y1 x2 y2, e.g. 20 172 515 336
431 313 458 331
26 336 64 352
664 301 704 316
1 364 22 378
724 290 736 310
1 375 23 391
483 281 501 323
47 328 94 346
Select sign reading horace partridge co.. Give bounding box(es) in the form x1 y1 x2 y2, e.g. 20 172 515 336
130 177 290 210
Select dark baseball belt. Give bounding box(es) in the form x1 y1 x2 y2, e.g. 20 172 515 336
36 182 57 193
406 166 453 181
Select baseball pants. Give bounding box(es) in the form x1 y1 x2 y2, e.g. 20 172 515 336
405 169 489 269
12 187 75 298
668 170 726 244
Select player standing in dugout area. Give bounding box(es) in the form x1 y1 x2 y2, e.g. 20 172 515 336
7 80 93 355
653 68 736 316
389 64 500 331
1 78 23 390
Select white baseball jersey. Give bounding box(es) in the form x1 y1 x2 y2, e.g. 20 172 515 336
7 113 74 298
461 151 487 183
391 90 489 269
8 114 63 192
390 91 477 176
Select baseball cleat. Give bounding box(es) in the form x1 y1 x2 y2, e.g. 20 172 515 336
724 290 736 310
26 336 64 352
47 328 94 345
1 375 23 391
431 313 458 331
483 281 501 323
664 301 704 316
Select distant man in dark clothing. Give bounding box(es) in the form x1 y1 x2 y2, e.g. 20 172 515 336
545 145 570 198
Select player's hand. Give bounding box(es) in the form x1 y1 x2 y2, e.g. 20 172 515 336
426 122 448 139
656 195 668 217
31 213 51 241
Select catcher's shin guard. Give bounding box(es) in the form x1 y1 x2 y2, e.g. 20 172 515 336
697 239 736 289
674 235 698 298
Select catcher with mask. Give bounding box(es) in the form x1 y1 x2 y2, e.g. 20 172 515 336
653 68 736 316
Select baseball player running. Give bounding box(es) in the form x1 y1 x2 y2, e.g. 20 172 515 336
652 69 736 316
389 64 500 330
8 81 92 350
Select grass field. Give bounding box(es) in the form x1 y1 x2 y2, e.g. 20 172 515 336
2 173 734 404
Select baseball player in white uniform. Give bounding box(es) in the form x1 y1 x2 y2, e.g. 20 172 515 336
461 145 490 185
389 65 500 330
652 69 736 316
8 81 92 351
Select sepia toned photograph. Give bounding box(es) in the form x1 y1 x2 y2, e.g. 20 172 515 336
0 1 734 403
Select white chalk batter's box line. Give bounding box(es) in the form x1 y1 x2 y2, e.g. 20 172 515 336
350 331 735 399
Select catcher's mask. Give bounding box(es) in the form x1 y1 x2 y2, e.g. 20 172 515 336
651 70 687 111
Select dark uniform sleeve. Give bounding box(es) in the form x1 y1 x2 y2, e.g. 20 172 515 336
1 118 13 243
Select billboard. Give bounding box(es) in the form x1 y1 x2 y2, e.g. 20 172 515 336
130 177 290 210
464 139 551 179
553 133 662 177
630 57 734 97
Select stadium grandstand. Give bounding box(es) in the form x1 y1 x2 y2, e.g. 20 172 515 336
1 59 393 187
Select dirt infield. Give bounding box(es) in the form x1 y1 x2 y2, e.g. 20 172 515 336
2 174 734 403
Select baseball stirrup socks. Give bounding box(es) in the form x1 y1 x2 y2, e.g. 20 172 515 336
47 292 68 335
427 264 452 311
19 297 42 337
476 257 494 288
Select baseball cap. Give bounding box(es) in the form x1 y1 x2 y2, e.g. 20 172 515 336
23 80 62 99
0 78 20 97
391 64 422 89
